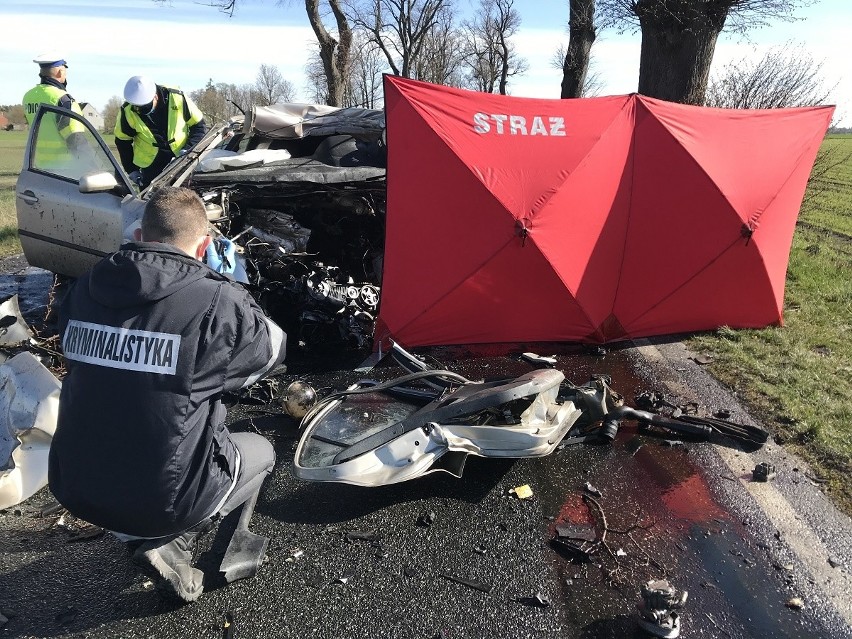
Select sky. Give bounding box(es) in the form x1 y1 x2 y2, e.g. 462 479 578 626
1 0 849 126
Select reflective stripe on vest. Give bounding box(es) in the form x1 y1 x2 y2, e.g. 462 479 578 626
115 88 201 169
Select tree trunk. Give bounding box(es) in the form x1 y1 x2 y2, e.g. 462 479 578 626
561 0 595 99
305 0 352 107
635 1 730 105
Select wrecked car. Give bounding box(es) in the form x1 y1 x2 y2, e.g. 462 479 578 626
15 102 387 349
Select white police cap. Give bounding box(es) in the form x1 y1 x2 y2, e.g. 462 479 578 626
33 53 68 67
123 75 157 106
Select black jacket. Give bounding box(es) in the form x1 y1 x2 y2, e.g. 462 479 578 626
49 243 286 537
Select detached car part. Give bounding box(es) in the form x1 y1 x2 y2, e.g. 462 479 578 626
294 368 581 486
0 352 61 508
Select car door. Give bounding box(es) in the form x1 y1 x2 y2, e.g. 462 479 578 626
15 105 137 278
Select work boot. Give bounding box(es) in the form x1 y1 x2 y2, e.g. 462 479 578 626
133 532 204 603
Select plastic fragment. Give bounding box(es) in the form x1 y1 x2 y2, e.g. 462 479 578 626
583 482 602 497
440 571 492 593
518 592 551 608
417 510 436 527
616 548 627 557
336 569 355 585
222 612 235 639
510 485 533 499
345 530 382 543
286 549 304 563
786 597 804 610
638 579 687 639
752 462 777 482
521 352 557 366
555 523 596 542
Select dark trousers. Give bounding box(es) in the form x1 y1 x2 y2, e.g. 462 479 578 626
216 432 276 519
115 432 275 543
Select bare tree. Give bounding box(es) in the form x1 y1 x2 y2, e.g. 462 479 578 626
101 96 123 133
412 4 468 86
350 0 452 79
181 0 353 108
561 0 596 98
306 32 385 107
347 37 386 107
551 44 604 97
704 42 842 206
463 0 528 94
705 43 834 109
306 0 354 106
191 80 229 126
596 0 811 105
254 64 296 106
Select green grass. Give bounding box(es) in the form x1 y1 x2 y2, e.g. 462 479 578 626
688 133 852 514
0 130 26 257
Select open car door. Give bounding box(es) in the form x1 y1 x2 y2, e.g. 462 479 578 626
15 105 139 278
15 105 224 278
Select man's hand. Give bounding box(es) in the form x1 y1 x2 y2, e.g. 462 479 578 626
205 237 236 274
128 170 144 188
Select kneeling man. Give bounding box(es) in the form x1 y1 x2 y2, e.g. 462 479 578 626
50 187 286 603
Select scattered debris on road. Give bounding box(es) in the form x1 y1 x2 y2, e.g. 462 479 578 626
752 462 777 482
0 350 61 509
509 485 533 499
638 579 688 638
440 571 493 593
786 597 805 610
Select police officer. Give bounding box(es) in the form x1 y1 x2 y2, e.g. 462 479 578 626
49 187 286 603
22 53 87 164
115 75 207 188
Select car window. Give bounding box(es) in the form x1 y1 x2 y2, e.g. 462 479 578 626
30 107 115 181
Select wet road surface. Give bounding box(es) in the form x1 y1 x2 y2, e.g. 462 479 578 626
1 260 851 638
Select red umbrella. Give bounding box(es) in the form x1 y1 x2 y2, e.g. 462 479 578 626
376 76 833 347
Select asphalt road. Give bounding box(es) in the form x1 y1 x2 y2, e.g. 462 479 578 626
1 260 851 639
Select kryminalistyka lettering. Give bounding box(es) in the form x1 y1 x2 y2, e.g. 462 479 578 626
473 113 566 136
62 320 180 375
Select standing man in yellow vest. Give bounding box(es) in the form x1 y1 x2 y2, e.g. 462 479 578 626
115 75 207 188
22 53 87 166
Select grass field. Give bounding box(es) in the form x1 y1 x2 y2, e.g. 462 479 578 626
1 126 851 511
689 133 852 513
0 130 26 257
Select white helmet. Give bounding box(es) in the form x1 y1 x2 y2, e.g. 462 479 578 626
33 53 67 67
123 75 156 106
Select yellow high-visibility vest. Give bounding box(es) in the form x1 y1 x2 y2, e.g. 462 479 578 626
114 86 203 168
22 83 86 166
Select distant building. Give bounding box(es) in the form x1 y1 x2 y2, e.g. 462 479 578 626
79 102 104 131
0 113 10 130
